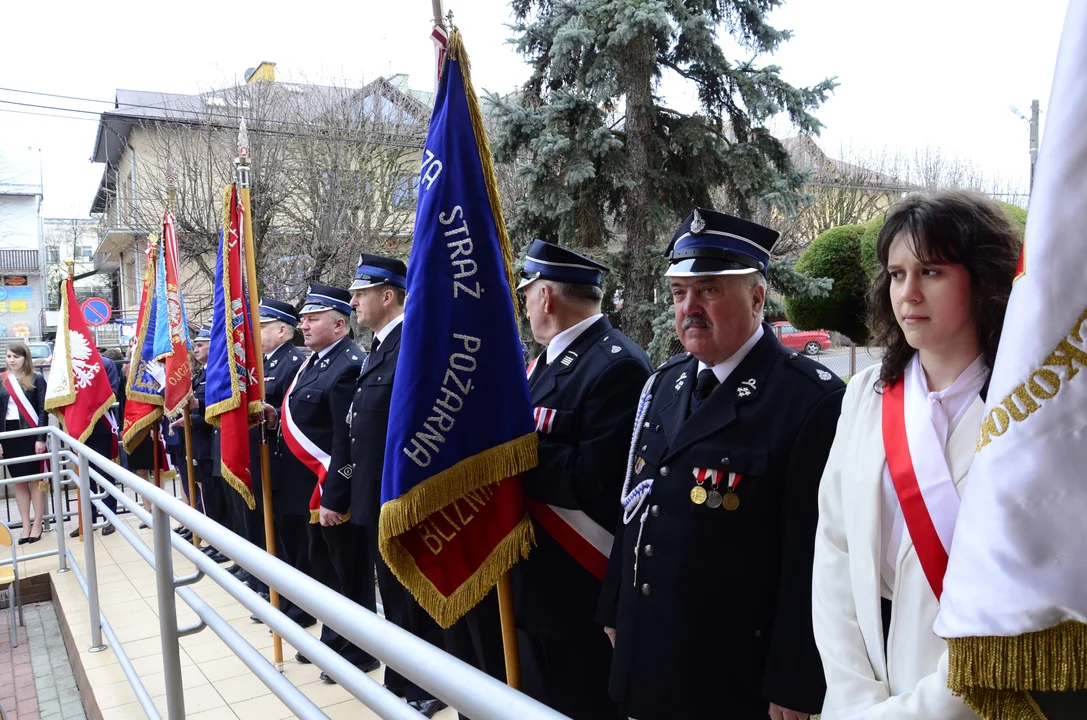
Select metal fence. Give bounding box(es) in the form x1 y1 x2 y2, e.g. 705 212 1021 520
1 425 567 720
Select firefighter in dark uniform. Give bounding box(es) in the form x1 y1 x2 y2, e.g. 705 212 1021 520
74 353 122 537
245 298 313 625
597 209 845 720
319 254 446 716
279 284 378 677
512 240 651 720
190 324 229 563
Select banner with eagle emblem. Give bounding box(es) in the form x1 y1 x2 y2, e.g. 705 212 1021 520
45 278 116 443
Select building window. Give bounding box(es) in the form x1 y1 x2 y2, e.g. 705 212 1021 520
46 247 60 263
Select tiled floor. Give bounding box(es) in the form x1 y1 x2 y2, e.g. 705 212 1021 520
22 516 460 719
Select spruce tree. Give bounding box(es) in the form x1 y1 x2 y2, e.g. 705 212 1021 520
490 0 837 347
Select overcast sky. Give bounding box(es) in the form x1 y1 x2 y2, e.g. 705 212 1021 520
0 0 1068 218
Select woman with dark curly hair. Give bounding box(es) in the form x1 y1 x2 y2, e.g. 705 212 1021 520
811 191 1022 719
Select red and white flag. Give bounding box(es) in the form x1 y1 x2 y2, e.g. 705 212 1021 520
935 1 1087 714
161 212 193 416
45 279 116 442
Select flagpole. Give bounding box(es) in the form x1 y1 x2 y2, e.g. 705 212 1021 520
166 175 201 549
64 260 86 542
235 120 284 667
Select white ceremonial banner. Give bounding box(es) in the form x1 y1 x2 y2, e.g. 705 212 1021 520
934 0 1087 643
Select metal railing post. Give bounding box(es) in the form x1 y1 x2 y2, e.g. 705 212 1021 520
50 432 68 574
153 505 185 720
78 451 106 652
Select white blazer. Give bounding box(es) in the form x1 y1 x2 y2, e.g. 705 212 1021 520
812 365 982 720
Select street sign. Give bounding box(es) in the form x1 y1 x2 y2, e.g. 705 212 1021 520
81 298 112 327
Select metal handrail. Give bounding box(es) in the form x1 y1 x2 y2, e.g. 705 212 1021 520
9 424 566 720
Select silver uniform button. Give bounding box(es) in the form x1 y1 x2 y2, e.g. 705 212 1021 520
659 466 670 477
640 583 652 596
643 545 654 557
650 505 661 517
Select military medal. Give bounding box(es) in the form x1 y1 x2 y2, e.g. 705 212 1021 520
721 472 744 511
691 467 720 506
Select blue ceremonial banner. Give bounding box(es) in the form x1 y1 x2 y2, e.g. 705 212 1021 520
152 235 172 361
205 227 233 416
378 28 538 627
122 239 165 452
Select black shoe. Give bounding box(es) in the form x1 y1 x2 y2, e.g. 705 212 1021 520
408 699 448 718
225 563 241 574
69 527 80 538
139 522 149 529
102 524 116 536
172 526 185 535
250 613 264 624
26 531 42 544
179 528 193 540
17 537 29 545
295 651 311 664
236 570 251 584
320 659 380 684
257 591 270 601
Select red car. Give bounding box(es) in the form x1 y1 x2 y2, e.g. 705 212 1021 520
772 322 832 356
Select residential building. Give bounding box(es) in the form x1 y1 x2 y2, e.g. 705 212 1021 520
0 147 47 339
89 61 431 322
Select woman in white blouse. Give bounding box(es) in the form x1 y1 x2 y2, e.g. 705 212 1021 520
812 191 1022 719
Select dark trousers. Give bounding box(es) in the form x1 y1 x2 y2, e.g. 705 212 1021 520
307 521 375 666
83 433 118 524
275 514 316 625
222 478 268 594
196 466 229 554
518 628 622 720
443 591 506 720
363 523 439 702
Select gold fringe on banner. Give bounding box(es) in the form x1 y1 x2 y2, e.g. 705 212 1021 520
948 621 1087 719
382 514 535 630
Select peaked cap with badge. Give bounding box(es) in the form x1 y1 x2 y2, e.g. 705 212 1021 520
259 298 300 326
517 239 608 290
665 207 779 277
194 322 212 342
597 210 847 720
300 283 353 316
350 253 408 291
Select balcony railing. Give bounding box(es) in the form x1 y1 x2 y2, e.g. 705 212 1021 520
0 249 39 272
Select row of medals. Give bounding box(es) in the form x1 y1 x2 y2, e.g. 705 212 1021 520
690 484 739 511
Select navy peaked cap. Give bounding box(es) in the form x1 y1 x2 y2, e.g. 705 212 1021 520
351 253 407 291
194 323 212 342
258 298 300 326
517 239 608 290
300 283 353 316
665 208 779 277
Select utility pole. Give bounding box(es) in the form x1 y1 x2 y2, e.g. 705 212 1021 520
1029 99 1040 191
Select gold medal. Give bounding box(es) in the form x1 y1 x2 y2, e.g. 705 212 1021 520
722 492 740 511
635 457 646 475
705 490 722 509
690 485 708 504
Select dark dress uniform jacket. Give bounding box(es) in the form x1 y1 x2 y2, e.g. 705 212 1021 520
278 336 361 518
189 368 213 467
517 316 652 636
261 341 305 493
324 323 401 528
598 326 845 719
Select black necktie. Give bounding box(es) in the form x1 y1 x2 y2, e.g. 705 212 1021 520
690 369 719 414
371 337 381 355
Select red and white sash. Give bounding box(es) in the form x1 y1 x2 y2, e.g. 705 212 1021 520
4 373 38 428
279 360 331 518
882 359 965 600
525 358 613 580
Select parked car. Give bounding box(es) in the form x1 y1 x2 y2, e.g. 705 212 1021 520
771 322 831 356
28 341 54 373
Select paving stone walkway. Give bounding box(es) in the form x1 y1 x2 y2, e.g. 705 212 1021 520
0 602 85 720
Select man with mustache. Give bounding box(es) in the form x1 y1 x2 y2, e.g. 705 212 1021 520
597 209 845 720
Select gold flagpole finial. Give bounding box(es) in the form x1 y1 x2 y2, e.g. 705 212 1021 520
65 258 74 280
166 170 178 214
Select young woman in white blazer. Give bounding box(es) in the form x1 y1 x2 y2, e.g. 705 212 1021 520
812 191 1022 719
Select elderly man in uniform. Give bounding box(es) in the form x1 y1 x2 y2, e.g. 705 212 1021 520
598 209 845 720
279 284 378 677
319 254 447 716
242 298 314 626
513 240 651 719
